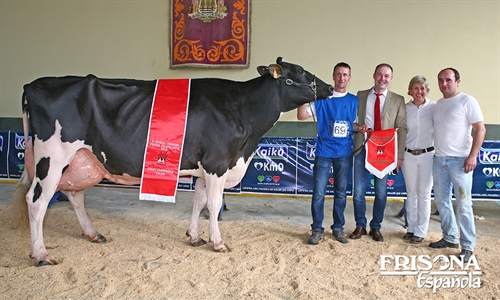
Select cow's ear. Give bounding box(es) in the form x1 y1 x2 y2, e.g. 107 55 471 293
268 64 283 79
257 66 268 76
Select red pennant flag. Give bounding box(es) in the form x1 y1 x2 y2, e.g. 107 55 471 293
140 79 191 202
365 128 398 179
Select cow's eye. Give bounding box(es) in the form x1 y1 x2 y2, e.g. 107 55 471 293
297 68 304 74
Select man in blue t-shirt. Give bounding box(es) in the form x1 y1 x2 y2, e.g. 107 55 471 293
297 62 368 245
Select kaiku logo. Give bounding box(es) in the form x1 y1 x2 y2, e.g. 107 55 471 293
306 142 316 160
380 255 482 293
254 144 288 160
15 134 27 150
482 167 500 177
479 148 500 164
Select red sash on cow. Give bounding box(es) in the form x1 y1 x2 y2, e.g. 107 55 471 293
365 128 398 179
140 79 191 202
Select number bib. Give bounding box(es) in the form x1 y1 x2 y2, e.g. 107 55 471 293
329 120 349 138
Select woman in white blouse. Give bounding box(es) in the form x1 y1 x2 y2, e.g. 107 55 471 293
401 76 436 243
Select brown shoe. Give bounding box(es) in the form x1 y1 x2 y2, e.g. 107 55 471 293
410 236 424 244
403 232 414 240
369 228 384 242
349 226 367 239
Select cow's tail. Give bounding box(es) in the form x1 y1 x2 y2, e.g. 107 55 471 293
10 170 31 229
10 93 32 229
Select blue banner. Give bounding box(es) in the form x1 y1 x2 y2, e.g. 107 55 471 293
0 131 7 178
0 130 498 200
241 138 297 194
472 141 500 199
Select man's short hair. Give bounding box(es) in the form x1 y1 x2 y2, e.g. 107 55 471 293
333 62 351 75
374 63 393 74
439 67 460 81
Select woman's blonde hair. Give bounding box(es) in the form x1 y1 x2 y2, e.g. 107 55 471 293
408 75 430 96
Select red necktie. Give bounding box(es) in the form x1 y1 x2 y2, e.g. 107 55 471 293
374 93 382 131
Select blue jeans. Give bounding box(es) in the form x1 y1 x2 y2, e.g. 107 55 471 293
353 148 388 229
433 156 476 251
311 155 352 233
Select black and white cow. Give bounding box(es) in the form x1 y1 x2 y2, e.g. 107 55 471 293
12 57 333 266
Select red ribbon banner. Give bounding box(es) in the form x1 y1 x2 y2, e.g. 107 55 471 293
140 79 191 202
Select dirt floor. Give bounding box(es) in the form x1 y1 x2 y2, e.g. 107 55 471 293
0 184 499 299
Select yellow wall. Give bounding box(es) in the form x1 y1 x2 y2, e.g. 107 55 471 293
1 0 499 123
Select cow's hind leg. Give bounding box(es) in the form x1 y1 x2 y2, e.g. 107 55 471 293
26 159 67 266
186 178 208 246
66 190 106 243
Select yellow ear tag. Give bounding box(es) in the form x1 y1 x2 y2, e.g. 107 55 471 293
269 65 283 79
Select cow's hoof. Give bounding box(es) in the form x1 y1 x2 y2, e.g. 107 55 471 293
190 238 207 247
214 244 231 253
38 259 58 266
83 233 107 243
91 234 107 243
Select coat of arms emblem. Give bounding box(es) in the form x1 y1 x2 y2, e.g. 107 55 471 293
189 0 228 22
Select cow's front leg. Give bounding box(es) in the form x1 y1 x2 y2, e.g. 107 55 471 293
187 179 208 246
204 173 228 252
66 190 106 243
207 194 227 252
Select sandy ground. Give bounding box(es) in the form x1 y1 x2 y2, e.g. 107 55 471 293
0 186 499 299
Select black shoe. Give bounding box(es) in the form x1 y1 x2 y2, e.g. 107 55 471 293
308 231 322 245
369 228 384 242
429 238 459 249
458 249 473 263
410 236 424 244
403 232 414 240
332 229 348 244
349 226 367 239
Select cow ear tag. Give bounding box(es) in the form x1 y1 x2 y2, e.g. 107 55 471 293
268 64 283 79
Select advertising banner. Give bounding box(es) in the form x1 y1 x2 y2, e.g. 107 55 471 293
7 132 29 179
241 138 297 195
472 141 500 199
0 130 497 200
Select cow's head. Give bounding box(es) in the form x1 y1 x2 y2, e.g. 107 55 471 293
257 57 334 111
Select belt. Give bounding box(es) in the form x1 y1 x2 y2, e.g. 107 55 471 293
405 147 434 156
